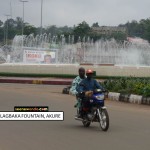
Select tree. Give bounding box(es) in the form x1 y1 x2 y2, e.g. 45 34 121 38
0 20 3 27
120 18 150 42
110 32 127 41
92 22 99 27
0 28 4 43
24 25 37 35
46 25 58 36
141 18 150 42
4 18 18 39
73 21 90 42
15 17 23 30
0 20 4 43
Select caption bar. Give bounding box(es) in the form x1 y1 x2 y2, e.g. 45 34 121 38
0 112 64 121
14 106 49 112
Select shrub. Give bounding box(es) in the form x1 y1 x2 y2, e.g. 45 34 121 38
102 77 150 97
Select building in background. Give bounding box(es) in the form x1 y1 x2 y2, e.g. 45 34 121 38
91 26 127 35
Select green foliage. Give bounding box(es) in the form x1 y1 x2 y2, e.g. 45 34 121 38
1 16 150 44
143 84 150 97
73 21 91 42
0 27 4 42
102 77 150 97
110 32 127 41
0 20 3 27
92 22 99 27
24 25 37 35
120 18 150 42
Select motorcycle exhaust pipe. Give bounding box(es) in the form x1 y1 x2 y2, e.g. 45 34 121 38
74 117 83 121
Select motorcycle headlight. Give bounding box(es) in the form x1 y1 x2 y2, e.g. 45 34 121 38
95 95 104 100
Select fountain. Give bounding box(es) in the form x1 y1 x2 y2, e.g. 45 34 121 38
0 34 150 77
9 34 150 65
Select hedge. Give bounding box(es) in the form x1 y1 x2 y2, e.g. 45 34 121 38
101 77 150 97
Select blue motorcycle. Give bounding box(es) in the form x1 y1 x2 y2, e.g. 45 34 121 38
75 89 109 131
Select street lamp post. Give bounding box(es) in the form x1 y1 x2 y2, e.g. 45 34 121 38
40 0 43 35
20 0 28 37
20 0 28 62
4 14 11 45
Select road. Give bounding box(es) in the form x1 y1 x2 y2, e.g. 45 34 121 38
0 83 150 150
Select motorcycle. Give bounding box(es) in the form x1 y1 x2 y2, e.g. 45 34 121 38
75 89 109 131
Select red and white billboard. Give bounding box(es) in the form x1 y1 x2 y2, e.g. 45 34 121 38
23 50 56 63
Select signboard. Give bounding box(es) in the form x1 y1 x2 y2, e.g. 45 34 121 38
23 50 56 63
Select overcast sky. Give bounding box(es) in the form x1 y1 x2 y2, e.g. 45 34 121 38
0 0 150 27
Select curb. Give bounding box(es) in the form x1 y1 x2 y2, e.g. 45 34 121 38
0 78 72 85
108 92 150 105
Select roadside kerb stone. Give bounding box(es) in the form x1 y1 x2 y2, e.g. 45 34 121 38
119 93 131 102
142 96 150 105
108 92 120 101
108 92 145 105
129 94 142 104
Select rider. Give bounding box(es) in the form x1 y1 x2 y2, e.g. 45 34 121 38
69 67 86 115
77 69 105 98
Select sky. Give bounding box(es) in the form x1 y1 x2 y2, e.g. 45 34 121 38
0 0 150 27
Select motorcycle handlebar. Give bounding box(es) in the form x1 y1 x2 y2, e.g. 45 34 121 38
77 89 109 97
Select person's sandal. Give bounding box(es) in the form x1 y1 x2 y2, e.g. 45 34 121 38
74 103 77 108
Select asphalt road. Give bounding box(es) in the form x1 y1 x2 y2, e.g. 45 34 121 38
0 83 150 150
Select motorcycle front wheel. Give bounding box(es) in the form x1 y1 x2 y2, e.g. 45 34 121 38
98 108 109 131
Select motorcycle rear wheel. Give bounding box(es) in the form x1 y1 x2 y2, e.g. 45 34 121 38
82 120 91 127
98 109 109 131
